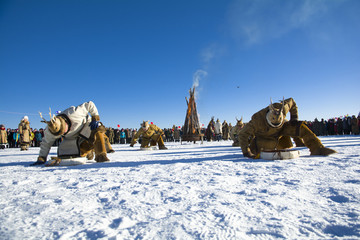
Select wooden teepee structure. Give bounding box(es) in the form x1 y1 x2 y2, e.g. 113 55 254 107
182 87 203 143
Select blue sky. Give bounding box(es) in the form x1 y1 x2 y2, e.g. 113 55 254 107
1 0 359 130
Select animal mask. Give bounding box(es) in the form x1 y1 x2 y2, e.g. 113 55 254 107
266 98 285 128
39 108 66 135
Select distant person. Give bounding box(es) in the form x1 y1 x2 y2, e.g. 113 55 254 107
205 118 215 141
173 126 181 142
31 101 114 166
34 129 43 147
18 116 32 151
13 130 20 148
351 115 359 135
337 117 343 135
214 119 222 141
238 98 336 159
0 124 8 149
125 128 131 144
120 129 126 144
230 117 245 147
7 129 14 148
222 120 230 140
106 127 114 144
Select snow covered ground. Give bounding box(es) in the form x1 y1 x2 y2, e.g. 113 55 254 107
0 135 359 239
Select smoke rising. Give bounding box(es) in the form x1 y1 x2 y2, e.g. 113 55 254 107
192 69 208 99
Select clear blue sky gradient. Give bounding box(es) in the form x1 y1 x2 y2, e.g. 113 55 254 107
1 0 359 130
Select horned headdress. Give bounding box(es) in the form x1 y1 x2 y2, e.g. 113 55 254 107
266 97 285 128
39 108 66 135
141 120 150 131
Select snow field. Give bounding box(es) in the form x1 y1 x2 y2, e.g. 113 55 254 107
0 135 359 239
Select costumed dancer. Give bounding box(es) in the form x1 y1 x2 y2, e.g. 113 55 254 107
230 117 245 147
0 124 8 149
222 120 230 140
239 97 336 159
31 101 114 166
18 116 32 151
130 121 167 150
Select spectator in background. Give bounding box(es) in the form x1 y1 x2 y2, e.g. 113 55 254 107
125 128 131 144
165 128 174 142
30 128 35 147
13 129 20 148
7 129 13 148
214 118 222 141
120 129 126 144
351 115 359 135
34 129 43 147
328 119 335 135
337 118 343 135
0 124 8 149
114 129 120 144
173 126 181 142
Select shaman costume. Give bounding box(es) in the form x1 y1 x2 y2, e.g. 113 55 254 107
205 118 215 141
0 124 7 149
239 98 336 158
222 120 230 140
130 121 167 149
31 101 114 165
230 117 245 147
18 116 32 151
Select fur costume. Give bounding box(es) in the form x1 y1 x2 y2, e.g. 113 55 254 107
238 98 336 158
205 118 215 141
222 121 231 140
0 125 7 145
230 117 244 147
130 121 167 149
34 101 114 164
18 117 31 151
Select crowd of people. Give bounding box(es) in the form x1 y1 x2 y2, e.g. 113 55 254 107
1 114 359 150
306 115 360 136
0 124 45 149
104 126 182 145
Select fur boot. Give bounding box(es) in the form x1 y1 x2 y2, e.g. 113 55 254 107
299 124 336 156
104 135 115 154
93 131 110 162
157 135 168 150
95 152 109 162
